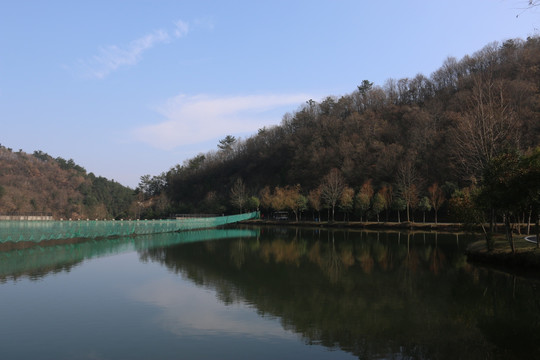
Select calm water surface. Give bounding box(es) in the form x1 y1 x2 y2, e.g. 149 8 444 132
1 226 539 359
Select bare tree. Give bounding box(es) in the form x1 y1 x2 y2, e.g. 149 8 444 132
428 183 446 224
339 186 355 221
230 178 247 213
516 1 540 17
259 186 273 217
320 168 346 222
397 160 421 222
379 185 393 222
308 186 323 221
355 180 374 222
452 74 519 180
372 192 386 223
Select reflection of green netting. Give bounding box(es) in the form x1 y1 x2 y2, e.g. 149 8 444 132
0 212 259 243
0 228 259 280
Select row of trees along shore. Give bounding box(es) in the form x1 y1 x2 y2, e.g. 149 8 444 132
137 36 540 241
1 37 537 254
2 36 538 248
240 168 447 224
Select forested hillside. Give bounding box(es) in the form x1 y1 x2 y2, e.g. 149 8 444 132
0 147 134 219
142 36 540 222
5 36 538 223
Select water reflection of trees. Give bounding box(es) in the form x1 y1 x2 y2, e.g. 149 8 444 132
0 246 84 282
141 228 540 359
0 228 258 282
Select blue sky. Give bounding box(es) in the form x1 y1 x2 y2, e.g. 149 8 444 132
1 1 538 188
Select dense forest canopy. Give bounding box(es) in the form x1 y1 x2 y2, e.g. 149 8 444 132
139 36 539 222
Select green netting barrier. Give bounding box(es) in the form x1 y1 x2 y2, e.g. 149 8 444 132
0 228 260 280
0 212 259 243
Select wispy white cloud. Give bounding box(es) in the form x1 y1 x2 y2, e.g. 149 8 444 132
131 93 312 150
174 20 189 38
193 16 215 31
78 19 189 79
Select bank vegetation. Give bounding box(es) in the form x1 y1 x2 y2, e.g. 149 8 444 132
140 37 540 235
1 37 539 230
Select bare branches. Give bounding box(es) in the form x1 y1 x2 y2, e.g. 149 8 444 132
516 0 540 17
428 183 446 224
397 160 421 222
452 74 520 180
320 169 346 221
230 178 247 213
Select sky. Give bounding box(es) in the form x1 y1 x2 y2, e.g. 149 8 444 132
1 1 538 188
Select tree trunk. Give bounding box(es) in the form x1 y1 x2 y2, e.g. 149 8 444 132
505 216 515 254
406 204 410 222
489 208 494 234
535 214 540 249
397 210 401 223
434 209 438 224
422 211 426 223
527 207 532 235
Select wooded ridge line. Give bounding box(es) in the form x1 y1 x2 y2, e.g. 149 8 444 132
1 37 539 233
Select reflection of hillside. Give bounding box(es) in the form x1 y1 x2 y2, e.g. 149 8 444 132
141 227 540 360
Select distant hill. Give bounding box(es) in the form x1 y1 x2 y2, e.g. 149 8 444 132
0 147 135 219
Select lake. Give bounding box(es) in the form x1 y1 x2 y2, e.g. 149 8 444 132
1 226 539 359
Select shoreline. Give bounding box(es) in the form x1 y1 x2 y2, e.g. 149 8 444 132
465 235 540 272
243 219 467 232
243 219 540 272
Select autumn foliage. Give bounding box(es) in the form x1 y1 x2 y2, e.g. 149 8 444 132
3 37 540 223
0 147 134 219
162 37 540 221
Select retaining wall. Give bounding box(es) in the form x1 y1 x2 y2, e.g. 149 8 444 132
0 215 53 221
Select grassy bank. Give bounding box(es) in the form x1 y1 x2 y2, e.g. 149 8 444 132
244 219 466 231
466 234 540 271
244 219 540 272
